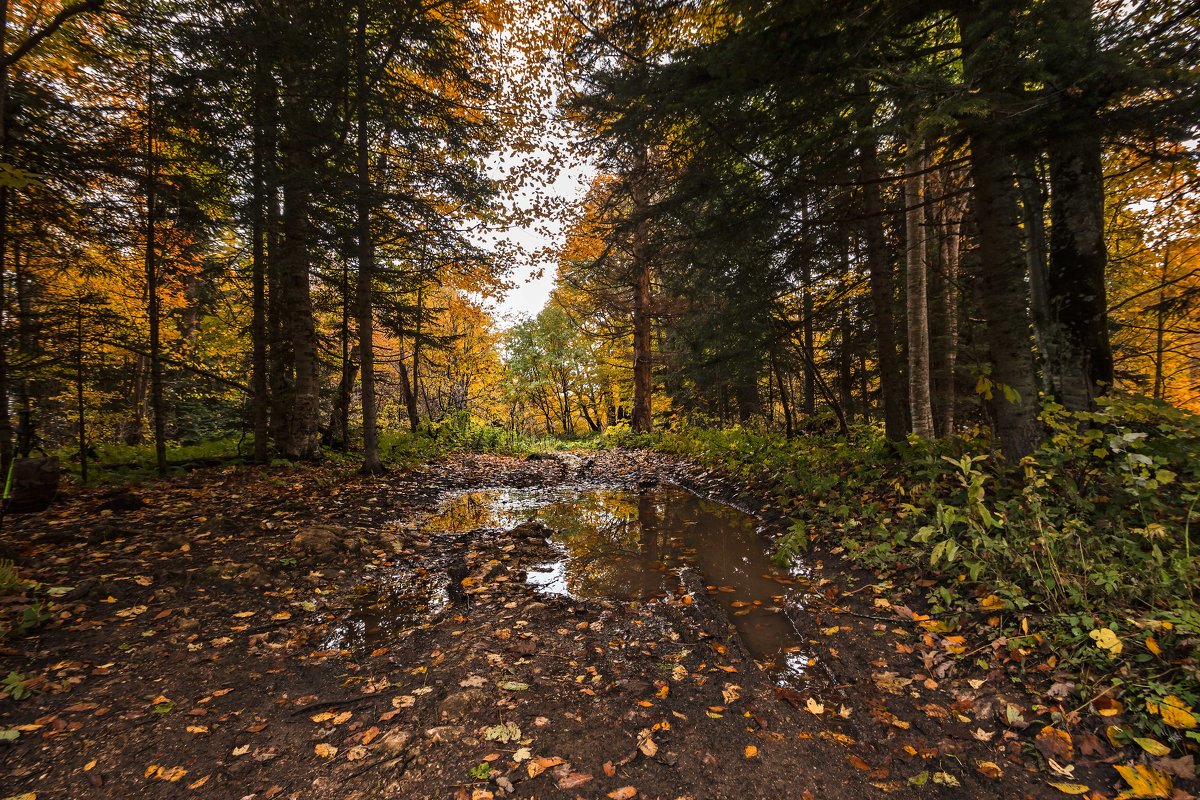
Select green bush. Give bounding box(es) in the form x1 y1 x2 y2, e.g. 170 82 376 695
645 394 1200 742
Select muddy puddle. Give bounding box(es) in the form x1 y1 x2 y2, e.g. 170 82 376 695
329 483 815 686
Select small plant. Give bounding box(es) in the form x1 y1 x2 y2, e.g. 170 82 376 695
0 560 27 593
2 672 30 701
772 520 809 568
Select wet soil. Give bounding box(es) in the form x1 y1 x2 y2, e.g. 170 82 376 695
0 450 1065 799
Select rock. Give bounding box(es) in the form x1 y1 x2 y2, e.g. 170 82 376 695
469 560 505 584
424 725 464 743
509 521 551 540
439 689 486 720
233 563 272 586
63 579 98 602
291 525 347 556
98 490 145 512
380 730 413 755
197 516 237 536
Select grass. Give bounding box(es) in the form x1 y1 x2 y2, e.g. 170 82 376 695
623 394 1200 745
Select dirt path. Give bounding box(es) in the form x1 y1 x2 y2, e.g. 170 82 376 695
1 451 1071 798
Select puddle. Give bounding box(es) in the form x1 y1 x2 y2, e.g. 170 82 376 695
322 567 449 652
422 484 815 685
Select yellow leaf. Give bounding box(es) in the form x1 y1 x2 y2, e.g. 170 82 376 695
1093 695 1124 717
976 761 1003 780
1157 696 1197 729
188 775 210 790
744 745 758 759
314 743 338 759
805 697 824 715
83 759 97 771
1145 636 1161 657
1133 737 1170 756
144 765 187 782
1047 782 1091 795
1088 628 1123 656
979 595 1005 611
1114 764 1173 799
186 725 209 734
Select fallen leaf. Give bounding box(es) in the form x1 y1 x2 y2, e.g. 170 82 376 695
1114 764 1172 799
314 743 337 759
805 697 824 715
931 771 959 787
1133 737 1171 757
607 788 637 800
1035 726 1074 763
1047 782 1091 795
144 765 187 782
1149 695 1197 730
483 722 521 743
744 745 758 759
1089 628 1123 656
557 773 593 789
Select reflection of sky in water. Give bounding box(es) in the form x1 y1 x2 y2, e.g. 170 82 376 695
324 585 448 652
418 484 815 686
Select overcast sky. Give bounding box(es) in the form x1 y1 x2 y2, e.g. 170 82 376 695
486 152 595 328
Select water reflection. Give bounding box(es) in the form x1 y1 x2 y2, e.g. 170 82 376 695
423 485 813 685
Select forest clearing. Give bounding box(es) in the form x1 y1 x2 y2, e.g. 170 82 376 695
0 0 1198 799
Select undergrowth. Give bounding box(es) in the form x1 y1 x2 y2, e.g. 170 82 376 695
635 393 1200 747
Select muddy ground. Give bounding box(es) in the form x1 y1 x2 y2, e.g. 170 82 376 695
0 450 1133 799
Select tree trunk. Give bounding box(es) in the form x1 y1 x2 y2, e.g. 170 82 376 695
76 305 87 485
801 261 816 416
1041 0 1113 411
855 86 907 441
277 132 320 460
630 168 653 433
355 2 382 474
1016 151 1051 381
250 46 270 463
0 0 11 480
904 142 934 438
145 45 167 477
959 4 1043 460
405 284 422 432
930 172 962 438
772 350 794 438
1152 250 1168 399
838 306 854 425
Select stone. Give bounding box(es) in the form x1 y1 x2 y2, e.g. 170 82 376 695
291 525 347 556
380 730 413 755
439 689 486 720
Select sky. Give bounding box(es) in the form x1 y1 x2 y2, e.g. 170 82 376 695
486 153 595 328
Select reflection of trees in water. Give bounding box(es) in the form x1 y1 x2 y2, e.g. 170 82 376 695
422 490 507 532
530 492 669 598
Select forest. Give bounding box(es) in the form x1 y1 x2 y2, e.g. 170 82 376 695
0 0 1198 798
